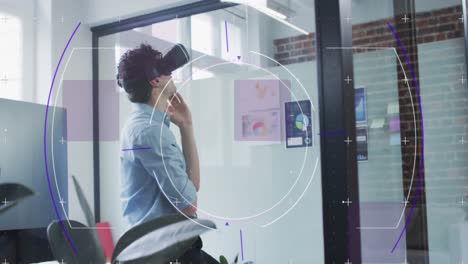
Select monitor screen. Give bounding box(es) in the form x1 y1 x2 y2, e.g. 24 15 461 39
0 98 68 231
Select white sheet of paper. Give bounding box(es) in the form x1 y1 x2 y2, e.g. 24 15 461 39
370 118 385 129
387 102 399 114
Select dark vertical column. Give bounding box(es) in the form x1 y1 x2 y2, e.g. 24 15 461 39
393 1 429 262
315 0 361 263
92 32 101 223
464 0 468 83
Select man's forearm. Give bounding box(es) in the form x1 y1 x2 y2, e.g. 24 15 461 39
180 124 200 191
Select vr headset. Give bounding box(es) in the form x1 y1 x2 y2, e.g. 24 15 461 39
117 43 190 90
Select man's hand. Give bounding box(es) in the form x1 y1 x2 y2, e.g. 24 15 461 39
166 92 192 128
181 200 197 216
167 92 201 192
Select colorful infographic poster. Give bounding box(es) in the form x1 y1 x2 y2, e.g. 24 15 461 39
285 100 313 148
241 111 280 139
355 87 367 123
234 79 291 141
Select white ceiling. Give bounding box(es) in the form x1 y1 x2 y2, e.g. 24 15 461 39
84 0 315 27
84 0 198 26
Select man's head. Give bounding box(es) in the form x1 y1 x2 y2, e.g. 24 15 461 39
117 44 177 104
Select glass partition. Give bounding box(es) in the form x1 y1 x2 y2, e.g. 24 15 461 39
98 2 323 263
351 0 468 263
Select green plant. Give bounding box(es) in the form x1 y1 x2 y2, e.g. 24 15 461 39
220 255 229 264
220 254 239 264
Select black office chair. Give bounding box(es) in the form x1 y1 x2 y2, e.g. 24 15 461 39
47 216 215 264
111 214 215 264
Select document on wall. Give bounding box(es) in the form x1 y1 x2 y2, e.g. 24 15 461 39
234 79 291 142
355 87 367 124
370 118 385 129
387 102 399 115
285 100 313 148
356 125 368 161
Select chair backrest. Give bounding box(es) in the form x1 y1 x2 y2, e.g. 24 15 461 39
47 220 106 264
111 214 216 264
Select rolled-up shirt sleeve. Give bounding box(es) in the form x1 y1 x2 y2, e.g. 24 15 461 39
134 125 197 212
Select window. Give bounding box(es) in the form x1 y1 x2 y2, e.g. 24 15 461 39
191 13 215 56
0 13 22 100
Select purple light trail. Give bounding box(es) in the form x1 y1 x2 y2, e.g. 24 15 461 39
121 147 152 151
387 21 426 254
240 229 245 261
225 20 229 53
44 22 81 254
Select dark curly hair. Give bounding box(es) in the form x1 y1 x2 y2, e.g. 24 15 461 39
117 44 163 103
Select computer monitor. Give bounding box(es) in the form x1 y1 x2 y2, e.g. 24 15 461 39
0 98 68 262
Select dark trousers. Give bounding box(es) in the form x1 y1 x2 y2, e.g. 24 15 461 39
175 237 219 264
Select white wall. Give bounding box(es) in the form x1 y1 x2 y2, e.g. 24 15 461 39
33 0 94 226
98 33 129 239
54 14 95 231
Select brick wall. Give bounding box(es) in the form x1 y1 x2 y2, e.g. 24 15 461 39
273 33 315 66
273 5 463 65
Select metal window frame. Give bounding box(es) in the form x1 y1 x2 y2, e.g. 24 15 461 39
464 0 468 83
393 1 429 262
315 0 361 263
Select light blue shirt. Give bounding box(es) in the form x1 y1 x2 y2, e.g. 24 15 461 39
120 103 197 227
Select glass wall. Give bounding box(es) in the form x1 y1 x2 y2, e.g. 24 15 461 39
98 1 323 263
351 0 467 263
350 3 406 263
415 1 467 262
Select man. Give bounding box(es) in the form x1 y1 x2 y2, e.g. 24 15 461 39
118 43 218 263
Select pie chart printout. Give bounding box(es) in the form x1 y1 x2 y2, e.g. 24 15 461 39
295 114 309 132
285 100 313 148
